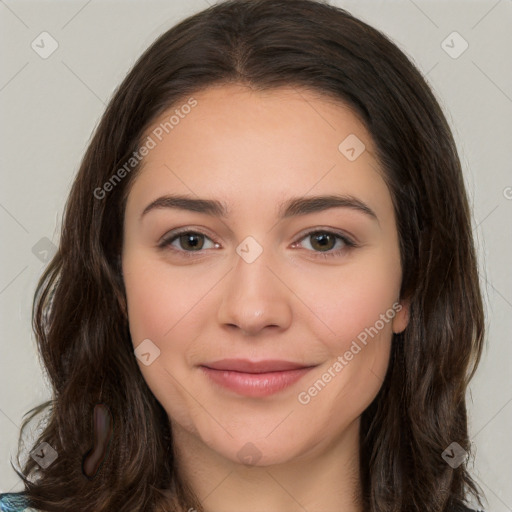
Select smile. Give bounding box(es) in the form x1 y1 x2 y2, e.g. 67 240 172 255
200 359 316 397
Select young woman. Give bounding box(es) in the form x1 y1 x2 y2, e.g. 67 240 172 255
0 0 486 510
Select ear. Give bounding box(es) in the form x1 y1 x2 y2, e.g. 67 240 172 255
392 297 410 334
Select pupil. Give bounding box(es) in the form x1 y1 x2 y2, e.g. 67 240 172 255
313 233 333 251
182 233 203 250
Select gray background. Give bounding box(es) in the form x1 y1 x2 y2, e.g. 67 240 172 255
1 0 511 510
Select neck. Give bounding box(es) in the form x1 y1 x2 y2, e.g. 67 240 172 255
171 418 364 512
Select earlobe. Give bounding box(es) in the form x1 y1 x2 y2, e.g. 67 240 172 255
392 298 410 334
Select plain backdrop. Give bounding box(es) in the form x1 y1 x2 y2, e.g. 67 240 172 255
1 0 511 510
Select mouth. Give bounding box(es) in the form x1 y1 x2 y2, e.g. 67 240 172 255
199 359 317 397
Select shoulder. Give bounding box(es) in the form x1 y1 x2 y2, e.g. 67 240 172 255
0 492 487 512
0 492 33 512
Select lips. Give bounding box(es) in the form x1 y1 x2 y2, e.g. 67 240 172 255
202 358 310 373
200 359 316 397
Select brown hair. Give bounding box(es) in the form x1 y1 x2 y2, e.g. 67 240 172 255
8 0 485 510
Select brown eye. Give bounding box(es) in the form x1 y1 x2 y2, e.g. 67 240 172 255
175 233 205 251
293 229 356 259
159 230 217 254
308 232 337 252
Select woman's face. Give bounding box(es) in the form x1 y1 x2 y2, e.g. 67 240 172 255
121 84 408 466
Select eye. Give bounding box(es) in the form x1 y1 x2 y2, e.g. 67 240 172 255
292 229 356 259
158 229 219 256
158 227 357 260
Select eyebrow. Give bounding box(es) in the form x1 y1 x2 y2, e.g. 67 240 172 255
140 193 379 223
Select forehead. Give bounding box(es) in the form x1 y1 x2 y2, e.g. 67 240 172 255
144 83 374 157
126 84 391 222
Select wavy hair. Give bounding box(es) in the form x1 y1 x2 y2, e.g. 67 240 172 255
9 0 485 510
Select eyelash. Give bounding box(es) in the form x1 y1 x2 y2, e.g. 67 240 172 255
158 227 357 260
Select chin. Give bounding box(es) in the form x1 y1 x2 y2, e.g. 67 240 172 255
201 428 312 468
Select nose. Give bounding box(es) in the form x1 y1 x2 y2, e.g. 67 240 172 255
217 245 293 337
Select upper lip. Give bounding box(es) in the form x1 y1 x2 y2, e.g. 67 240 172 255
201 359 313 373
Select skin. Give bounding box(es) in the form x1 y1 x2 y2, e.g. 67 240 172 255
121 84 409 512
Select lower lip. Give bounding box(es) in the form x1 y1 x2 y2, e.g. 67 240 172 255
200 366 314 397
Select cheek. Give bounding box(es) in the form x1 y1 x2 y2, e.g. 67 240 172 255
123 252 203 344
123 255 204 430
123 273 168 344
295 265 398 431
295 252 401 354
